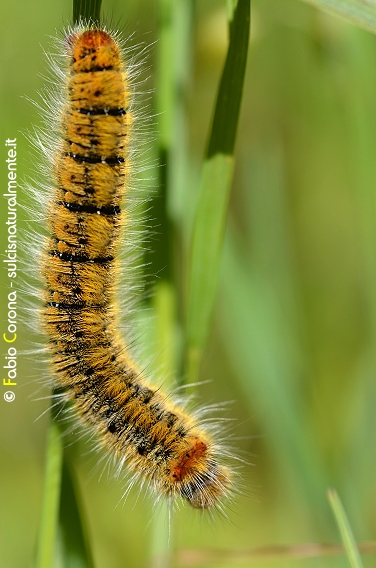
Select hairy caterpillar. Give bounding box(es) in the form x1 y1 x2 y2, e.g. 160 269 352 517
34 22 232 511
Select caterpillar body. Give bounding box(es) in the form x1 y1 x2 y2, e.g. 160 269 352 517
35 24 232 510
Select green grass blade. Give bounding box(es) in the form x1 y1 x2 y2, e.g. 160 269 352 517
186 155 235 382
35 415 63 568
73 0 102 24
145 0 175 287
185 0 250 382
150 501 173 568
327 489 365 568
59 459 94 568
299 0 376 35
207 0 251 158
35 412 94 568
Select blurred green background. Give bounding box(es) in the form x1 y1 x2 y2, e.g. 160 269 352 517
1 0 376 567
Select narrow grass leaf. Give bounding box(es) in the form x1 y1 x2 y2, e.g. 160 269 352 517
73 0 102 24
328 489 365 568
207 0 250 157
150 501 173 568
35 415 63 568
59 459 94 568
299 0 376 35
146 0 174 286
186 155 234 382
185 0 250 382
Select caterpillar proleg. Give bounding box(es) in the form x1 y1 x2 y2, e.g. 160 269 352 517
34 22 232 511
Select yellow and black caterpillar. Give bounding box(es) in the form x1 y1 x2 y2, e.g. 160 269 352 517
39 24 231 510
